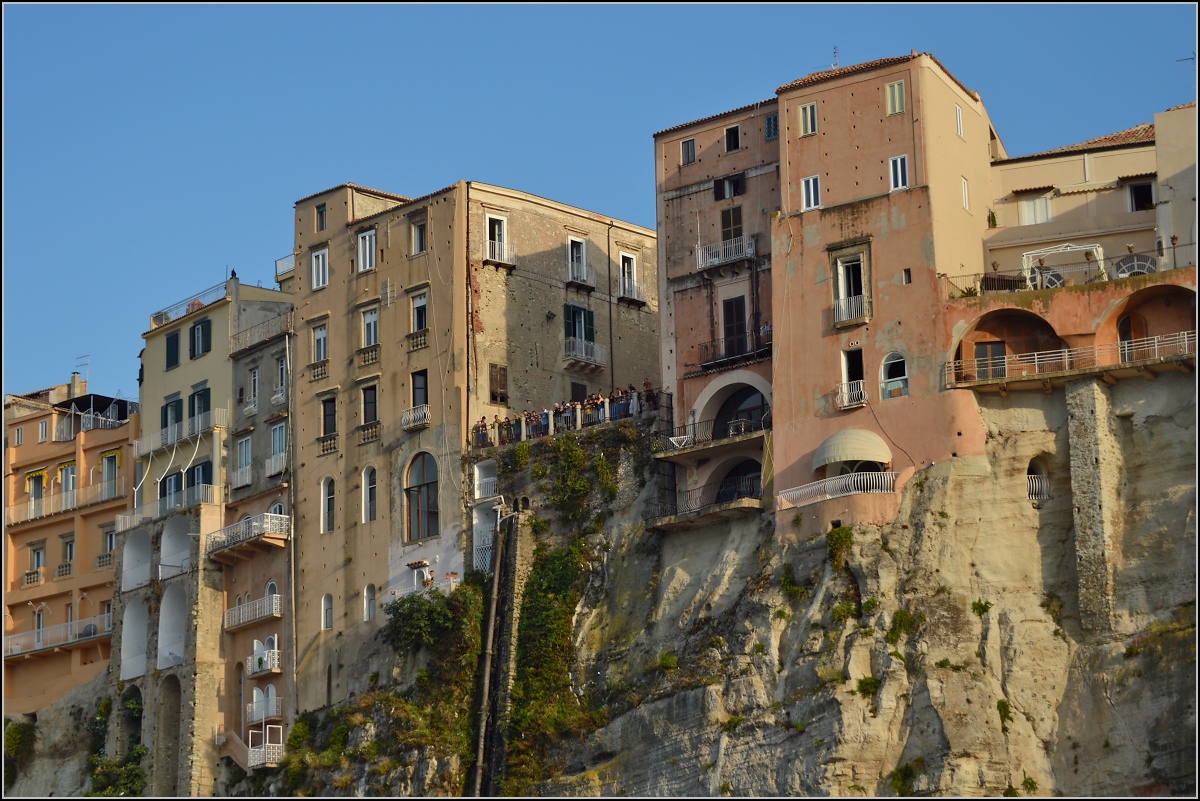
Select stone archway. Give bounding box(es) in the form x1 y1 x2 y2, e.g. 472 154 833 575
153 674 182 796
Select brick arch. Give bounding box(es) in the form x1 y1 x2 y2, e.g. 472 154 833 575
1094 284 1196 349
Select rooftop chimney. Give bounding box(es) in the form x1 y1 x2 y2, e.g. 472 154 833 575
69 371 86 399
911 49 918 56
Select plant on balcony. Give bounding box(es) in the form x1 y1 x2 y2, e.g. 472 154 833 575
987 209 997 228
1126 243 1136 253
257 655 266 671
991 261 1000 272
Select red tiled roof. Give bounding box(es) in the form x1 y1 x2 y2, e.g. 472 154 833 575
1165 101 1196 112
349 183 460 225
294 182 411 206
776 52 978 106
652 98 777 139
997 122 1155 163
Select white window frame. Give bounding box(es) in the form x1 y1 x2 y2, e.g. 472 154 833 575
311 249 329 289
1127 182 1156 213
321 478 335 534
363 308 379 348
961 177 970 211
357 229 376 273
411 219 427 255
313 324 328 363
889 156 909 191
799 102 818 137
249 368 258 403
955 104 964 138
620 252 637 296
276 357 286 389
880 351 909 398
568 237 586 271
724 124 740 152
412 293 427 333
14 427 23 446
681 138 696 165
363 467 377 524
237 437 252 469
1019 196 1052 226
801 175 821 211
486 214 506 247
364 584 376 621
38 420 48 442
316 204 327 232
321 594 333 630
271 423 286 456
886 81 906 115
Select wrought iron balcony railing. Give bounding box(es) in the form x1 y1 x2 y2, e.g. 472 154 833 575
777 471 897 510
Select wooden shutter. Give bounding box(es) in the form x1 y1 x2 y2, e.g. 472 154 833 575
713 179 726 201
161 404 169 430
498 366 508 404
189 324 197 359
564 305 572 339
201 320 212 354
584 309 595 342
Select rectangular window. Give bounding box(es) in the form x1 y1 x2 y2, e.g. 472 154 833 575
486 216 507 261
312 249 329 289
725 125 740 152
31 547 45 571
189 319 212 359
903 268 912 285
187 386 211 420
681 137 696 165
412 220 427 254
357 229 376 272
956 104 964 138
38 420 48 442
277 356 287 388
313 325 328 362
570 382 587 404
975 341 1007 379
362 386 378 425
412 294 427 332
166 331 180 369
316 203 327 232
723 297 748 357
249 368 258 402
1129 182 1154 212
721 207 743 242
620 254 637 297
886 80 906 115
237 437 252 469
961 177 970 210
802 175 821 211
363 309 379 347
889 156 909 191
322 398 336 436
1019 197 1052 225
271 423 286 456
569 238 585 270
564 304 595 342
488 364 508 406
836 255 865 301
104 527 116 554
63 538 75 563
764 113 779 141
412 370 428 407
14 427 22 446
843 348 865 384
799 102 818 136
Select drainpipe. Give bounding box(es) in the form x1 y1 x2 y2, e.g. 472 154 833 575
607 221 616 392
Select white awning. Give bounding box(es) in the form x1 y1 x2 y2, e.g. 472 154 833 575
813 429 892 469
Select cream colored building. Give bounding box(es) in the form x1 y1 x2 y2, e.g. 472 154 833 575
278 181 658 713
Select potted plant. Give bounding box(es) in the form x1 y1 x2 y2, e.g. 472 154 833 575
1037 257 1045 267
991 261 1000 272
257 654 266 671
1084 251 1093 262
1126 243 1135 253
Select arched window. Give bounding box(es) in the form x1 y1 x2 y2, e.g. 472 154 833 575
713 387 769 440
1027 459 1049 500
364 584 376 621
235 594 241 608
406 454 439 542
265 579 278 598
363 468 377 523
269 501 285 516
880 352 909 398
321 478 335 533
716 459 763 504
1114 254 1156 278
321 594 333 630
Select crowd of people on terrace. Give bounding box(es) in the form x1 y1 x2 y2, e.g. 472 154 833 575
474 379 660 447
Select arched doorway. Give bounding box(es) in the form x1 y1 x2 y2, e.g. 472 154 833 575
715 459 763 504
713 387 769 440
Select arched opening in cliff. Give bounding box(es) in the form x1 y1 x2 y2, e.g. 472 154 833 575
120 600 148 680
156 584 186 670
153 674 182 797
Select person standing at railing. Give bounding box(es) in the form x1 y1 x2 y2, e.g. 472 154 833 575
541 406 550 435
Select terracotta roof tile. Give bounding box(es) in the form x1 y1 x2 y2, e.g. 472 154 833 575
294 182 411 206
1165 101 1196 112
775 52 978 105
652 99 777 139
997 122 1155 163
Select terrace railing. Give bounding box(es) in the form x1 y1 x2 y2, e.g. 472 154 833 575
225 594 283 630
207 512 290 555
150 282 227 330
134 408 229 457
644 474 762 521
3 612 112 657
116 484 220 532
229 312 292 354
697 235 755 270
834 380 867 410
656 406 770 451
401 405 431 431
777 471 897 510
563 337 607 366
5 478 126 526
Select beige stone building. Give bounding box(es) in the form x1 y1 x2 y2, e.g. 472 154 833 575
277 180 658 714
4 376 138 716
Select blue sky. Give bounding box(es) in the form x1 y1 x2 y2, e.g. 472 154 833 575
3 4 1195 399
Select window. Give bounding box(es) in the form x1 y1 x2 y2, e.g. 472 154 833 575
321 594 333 629
186 460 212 491
713 173 746 200
249 368 258 402
63 537 75 564
362 386 378 425
405 453 439 542
104 526 116 554
489 364 507 406
312 249 329 289
166 331 180 369
271 423 286 456
269 501 284 516
276 356 287 389
161 396 183 433
723 297 748 357
38 420 48 442
316 204 327 232
321 398 336 436
412 294 427 332
620 253 637 297
961 177 970 211
189 319 212 359
833 253 867 325
725 125 740 152
363 309 379 347
237 437 252 470
1019 197 1052 226
802 175 821 211
570 382 587 403
14 427 22 446
413 370 429 407
412 220 427 255
881 352 909 398
187 386 211 421
363 468 377 523
160 471 183 502
956 104 964 138
902 268 912 285
357 229 376 272
313 324 328 363
102 454 119 494
764 113 779 141
681 137 696 165
886 80 906 115
799 102 818 137
974 341 1006 379
564 304 595 342
364 584 376 621
569 238 585 271
486 216 507 261
266 579 278 597
61 463 77 504
321 479 335 533
889 156 909 191
31 545 46 571
721 207 743 242
1129 182 1154 212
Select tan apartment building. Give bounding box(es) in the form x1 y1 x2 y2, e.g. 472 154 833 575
4 376 138 716
277 181 658 714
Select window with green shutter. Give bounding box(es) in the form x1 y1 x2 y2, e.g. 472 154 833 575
166 331 180 369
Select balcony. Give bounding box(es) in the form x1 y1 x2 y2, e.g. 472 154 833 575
232 466 252 489
248 742 285 769
563 337 607 370
225 594 283 631
134 408 229 458
1028 475 1049 501
473 524 495 573
359 344 381 366
275 254 295 279
360 422 381 444
4 612 113 658
116 484 220 532
944 330 1197 391
266 452 287 477
246 697 284 724
271 386 286 406
5 478 127 526
55 562 73 579
697 235 756 271
567 261 596 291
23 569 44 587
618 277 649 306
401 404 431 432
408 329 429 351
833 294 871 326
55 410 130 442
207 512 290 562
655 406 770 458
149 282 228 330
776 471 898 510
247 649 282 677
484 240 516 266
229 312 293 355
243 399 258 418
645 475 763 529
834 380 867 410
318 433 338 455
475 477 498 500
309 361 329 381
96 552 114 570
697 330 772 372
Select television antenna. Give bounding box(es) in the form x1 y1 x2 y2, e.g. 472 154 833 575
75 354 90 383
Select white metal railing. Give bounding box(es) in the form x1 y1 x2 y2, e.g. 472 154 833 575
474 524 495 572
158 554 192 580
149 282 227 330
248 743 284 768
271 385 286 405
246 697 284 723
401 404 431 431
116 484 220 531
487 240 515 263
275 254 295 278
944 330 1197 386
207 513 290 555
3 612 112 656
833 294 870 324
247 649 282 677
1028 475 1049 500
5 478 126 526
232 466 252 489
476 477 498 499
229 312 292 354
55 412 125 441
777 471 898 510
698 235 756 270
563 337 607 366
225 594 283 629
619 277 648 303
568 260 595 287
834 380 867 410
266 452 287 477
134 408 229 457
